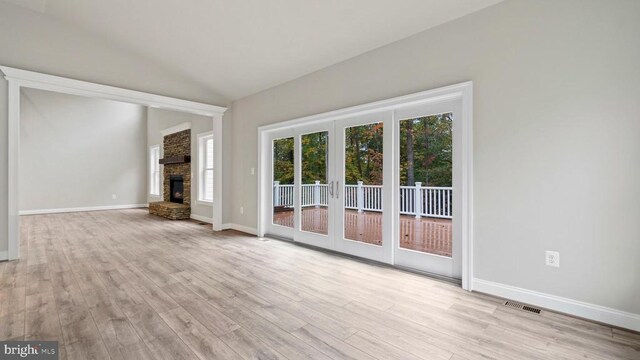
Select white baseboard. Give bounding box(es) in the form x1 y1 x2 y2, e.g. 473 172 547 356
0 250 7 261
473 278 640 332
19 204 148 216
221 223 258 236
190 214 213 224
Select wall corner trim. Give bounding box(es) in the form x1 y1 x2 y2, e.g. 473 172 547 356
473 278 640 332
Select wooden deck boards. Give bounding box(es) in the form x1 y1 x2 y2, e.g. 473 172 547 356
0 209 636 360
273 208 453 256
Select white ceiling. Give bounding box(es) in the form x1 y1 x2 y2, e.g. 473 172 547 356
3 0 502 102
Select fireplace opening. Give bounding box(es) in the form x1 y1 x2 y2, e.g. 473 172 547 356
169 176 184 204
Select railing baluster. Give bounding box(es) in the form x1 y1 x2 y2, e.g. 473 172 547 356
275 183 451 218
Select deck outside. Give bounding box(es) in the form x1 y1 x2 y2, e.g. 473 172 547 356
273 208 452 257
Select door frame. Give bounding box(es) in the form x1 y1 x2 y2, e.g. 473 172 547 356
1 66 227 262
258 81 474 290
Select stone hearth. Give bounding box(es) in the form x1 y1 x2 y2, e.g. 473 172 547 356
149 201 190 220
149 129 191 220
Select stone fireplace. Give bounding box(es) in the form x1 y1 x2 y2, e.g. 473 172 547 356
149 129 191 220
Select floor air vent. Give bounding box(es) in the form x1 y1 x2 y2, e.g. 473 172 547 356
504 301 542 314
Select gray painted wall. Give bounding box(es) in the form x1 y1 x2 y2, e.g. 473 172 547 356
19 89 147 212
146 108 214 221
228 0 640 314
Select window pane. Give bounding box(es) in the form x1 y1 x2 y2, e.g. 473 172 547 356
300 131 328 235
344 122 383 245
398 113 453 257
206 138 214 169
272 137 294 228
204 169 214 201
199 136 214 202
150 147 160 196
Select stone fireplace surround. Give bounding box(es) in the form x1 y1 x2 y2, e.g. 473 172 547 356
149 129 191 220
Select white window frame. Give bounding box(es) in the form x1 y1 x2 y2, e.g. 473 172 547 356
149 145 162 197
198 131 214 205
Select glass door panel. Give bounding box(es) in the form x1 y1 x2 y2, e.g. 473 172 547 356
272 137 295 228
398 114 453 257
335 111 392 263
299 131 329 235
264 129 296 240
343 123 384 245
394 99 462 279
294 122 335 250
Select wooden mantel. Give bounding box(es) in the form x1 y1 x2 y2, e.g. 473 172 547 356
159 155 191 165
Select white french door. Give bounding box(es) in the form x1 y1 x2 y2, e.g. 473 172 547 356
265 129 295 240
294 122 336 249
334 111 393 263
261 84 470 282
393 99 461 278
264 122 337 249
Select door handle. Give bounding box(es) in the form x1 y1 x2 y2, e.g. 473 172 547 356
328 181 334 198
336 180 340 199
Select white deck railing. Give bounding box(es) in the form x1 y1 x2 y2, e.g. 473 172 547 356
274 181 452 219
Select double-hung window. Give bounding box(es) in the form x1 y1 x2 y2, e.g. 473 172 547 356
149 145 161 196
198 132 214 204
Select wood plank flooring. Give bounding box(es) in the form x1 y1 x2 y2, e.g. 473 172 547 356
1 209 638 360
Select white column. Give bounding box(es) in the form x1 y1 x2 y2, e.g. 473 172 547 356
7 80 20 259
357 181 364 213
414 182 422 219
273 181 280 206
314 180 321 208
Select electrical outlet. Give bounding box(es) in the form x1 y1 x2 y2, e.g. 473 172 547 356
112 194 117 199
250 167 255 175
545 251 560 267
240 206 244 214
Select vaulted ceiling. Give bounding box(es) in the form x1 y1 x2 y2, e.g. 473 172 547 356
1 0 502 103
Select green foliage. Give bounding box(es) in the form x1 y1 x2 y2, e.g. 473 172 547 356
344 123 383 185
272 113 452 187
301 132 328 183
273 137 294 184
399 113 452 187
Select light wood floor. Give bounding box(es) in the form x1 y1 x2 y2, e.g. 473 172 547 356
1 210 638 360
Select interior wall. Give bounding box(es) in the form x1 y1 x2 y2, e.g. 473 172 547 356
228 0 640 315
146 107 214 221
19 88 147 211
